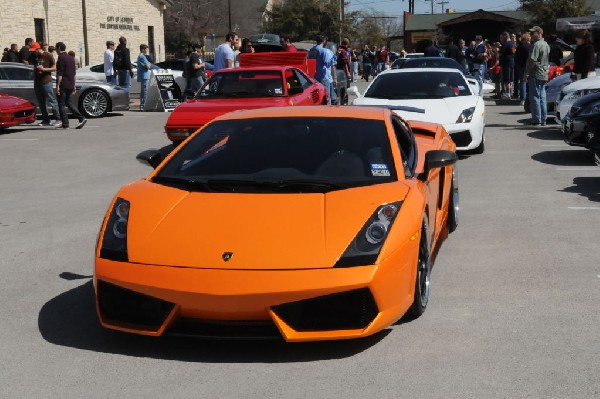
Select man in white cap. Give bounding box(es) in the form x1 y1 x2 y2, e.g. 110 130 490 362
524 25 550 126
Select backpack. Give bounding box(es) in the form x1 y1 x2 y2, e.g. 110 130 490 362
114 48 123 70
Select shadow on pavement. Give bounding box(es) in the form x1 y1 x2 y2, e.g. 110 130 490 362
498 111 527 115
559 177 600 202
38 280 389 362
527 129 565 141
531 150 595 166
0 126 40 135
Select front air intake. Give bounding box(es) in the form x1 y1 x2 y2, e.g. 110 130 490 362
272 288 378 332
97 280 175 330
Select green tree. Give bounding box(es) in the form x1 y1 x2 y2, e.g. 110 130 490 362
354 10 402 47
263 0 359 43
520 0 593 33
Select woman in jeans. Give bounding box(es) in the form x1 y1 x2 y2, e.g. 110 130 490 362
515 33 532 105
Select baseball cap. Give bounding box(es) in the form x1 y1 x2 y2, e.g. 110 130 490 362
528 26 543 33
30 42 41 52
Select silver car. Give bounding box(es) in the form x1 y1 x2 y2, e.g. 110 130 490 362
0 63 129 118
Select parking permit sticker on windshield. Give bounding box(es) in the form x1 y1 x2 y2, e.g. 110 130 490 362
371 163 390 177
274 88 283 94
458 85 466 90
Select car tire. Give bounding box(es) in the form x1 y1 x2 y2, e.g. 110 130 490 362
406 215 431 319
447 166 459 233
79 88 110 118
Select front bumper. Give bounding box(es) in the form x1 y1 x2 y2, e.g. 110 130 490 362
95 244 417 342
0 107 36 127
561 114 600 148
445 122 484 151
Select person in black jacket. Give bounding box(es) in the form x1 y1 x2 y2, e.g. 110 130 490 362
1 44 19 62
114 36 134 92
572 30 596 80
445 39 459 61
514 32 531 105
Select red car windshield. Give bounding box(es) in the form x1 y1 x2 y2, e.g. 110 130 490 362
196 70 286 99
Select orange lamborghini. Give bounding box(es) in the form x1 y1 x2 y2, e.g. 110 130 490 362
94 106 458 342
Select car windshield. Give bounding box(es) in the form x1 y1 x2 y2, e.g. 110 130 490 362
364 71 471 99
155 117 397 193
196 70 285 99
392 58 462 71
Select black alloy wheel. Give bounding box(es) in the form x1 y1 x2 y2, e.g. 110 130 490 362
406 215 431 319
447 166 459 233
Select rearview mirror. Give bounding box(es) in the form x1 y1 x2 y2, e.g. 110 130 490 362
136 149 163 169
419 150 457 181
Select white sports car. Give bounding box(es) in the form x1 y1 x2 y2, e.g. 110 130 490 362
352 68 486 153
555 75 600 122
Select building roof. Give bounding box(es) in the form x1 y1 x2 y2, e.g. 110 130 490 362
405 10 530 31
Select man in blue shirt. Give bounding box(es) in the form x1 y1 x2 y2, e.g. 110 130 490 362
308 34 336 105
137 44 160 111
213 32 238 73
472 35 488 83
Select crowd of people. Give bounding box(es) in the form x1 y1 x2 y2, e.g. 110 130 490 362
3 27 596 124
442 27 596 125
1 37 87 129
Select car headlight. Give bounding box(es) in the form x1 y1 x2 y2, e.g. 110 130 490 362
578 100 600 116
456 107 475 123
99 198 129 262
334 202 402 267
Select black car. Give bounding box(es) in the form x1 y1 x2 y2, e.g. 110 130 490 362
391 57 464 71
561 91 600 164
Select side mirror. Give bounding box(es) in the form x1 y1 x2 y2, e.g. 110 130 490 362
419 150 457 181
347 86 361 98
136 149 163 169
288 86 304 96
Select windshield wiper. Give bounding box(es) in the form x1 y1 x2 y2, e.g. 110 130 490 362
153 176 344 192
273 179 345 192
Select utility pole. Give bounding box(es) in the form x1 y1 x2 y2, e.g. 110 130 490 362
228 0 232 32
408 0 415 13
429 0 434 14
340 0 344 44
437 0 449 13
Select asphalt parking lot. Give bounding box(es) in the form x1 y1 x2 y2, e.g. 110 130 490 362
1 91 599 398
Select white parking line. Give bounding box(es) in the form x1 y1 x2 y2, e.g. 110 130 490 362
0 138 38 141
541 144 569 147
568 207 600 210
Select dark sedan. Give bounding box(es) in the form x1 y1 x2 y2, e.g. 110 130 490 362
561 91 600 165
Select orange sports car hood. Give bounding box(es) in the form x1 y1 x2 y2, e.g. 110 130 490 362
120 180 409 270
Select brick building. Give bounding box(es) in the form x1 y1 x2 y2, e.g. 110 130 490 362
0 0 171 66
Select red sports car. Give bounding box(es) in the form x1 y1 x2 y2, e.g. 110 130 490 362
0 94 36 129
164 66 328 143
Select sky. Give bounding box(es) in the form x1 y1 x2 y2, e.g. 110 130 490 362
347 0 522 17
